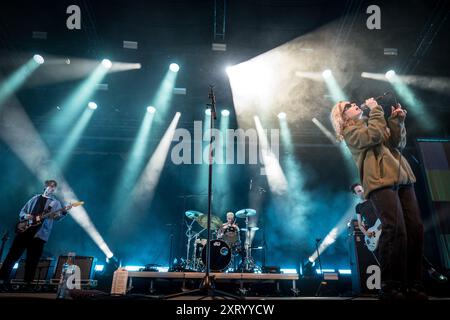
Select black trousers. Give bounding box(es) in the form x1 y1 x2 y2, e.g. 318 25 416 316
0 228 46 283
369 184 424 289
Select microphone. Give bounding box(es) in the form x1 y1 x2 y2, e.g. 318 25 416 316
360 92 391 112
249 179 253 191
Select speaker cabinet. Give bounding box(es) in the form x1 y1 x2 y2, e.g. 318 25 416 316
52 255 96 281
13 257 56 281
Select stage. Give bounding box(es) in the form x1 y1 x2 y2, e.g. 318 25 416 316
0 1 450 312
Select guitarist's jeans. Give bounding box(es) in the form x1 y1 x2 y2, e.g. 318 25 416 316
0 229 46 283
369 184 424 290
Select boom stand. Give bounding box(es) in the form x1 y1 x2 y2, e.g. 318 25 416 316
165 86 239 300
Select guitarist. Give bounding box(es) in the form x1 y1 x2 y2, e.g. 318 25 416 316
351 183 379 240
0 180 72 287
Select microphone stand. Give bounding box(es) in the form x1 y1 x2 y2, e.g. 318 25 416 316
314 238 325 297
164 86 238 299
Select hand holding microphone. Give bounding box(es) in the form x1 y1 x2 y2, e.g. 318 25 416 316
360 92 391 112
363 98 378 111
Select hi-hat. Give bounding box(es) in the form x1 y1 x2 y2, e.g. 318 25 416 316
235 208 256 218
185 210 204 220
195 214 222 230
240 227 259 232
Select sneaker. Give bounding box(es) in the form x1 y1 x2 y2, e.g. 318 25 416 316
379 287 406 300
407 284 428 300
379 282 406 301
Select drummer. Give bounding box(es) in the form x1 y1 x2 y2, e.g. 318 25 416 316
217 212 241 245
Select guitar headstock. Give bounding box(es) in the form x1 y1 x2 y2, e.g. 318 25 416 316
67 201 84 209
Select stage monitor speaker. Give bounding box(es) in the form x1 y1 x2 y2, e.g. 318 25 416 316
52 255 96 281
13 257 56 281
347 219 380 295
262 266 281 274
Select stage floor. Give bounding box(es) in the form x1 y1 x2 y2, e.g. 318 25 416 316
0 292 449 301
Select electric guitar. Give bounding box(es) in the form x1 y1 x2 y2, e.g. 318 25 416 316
15 201 84 233
364 219 382 252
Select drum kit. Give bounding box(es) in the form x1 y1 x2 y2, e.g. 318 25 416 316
183 208 259 272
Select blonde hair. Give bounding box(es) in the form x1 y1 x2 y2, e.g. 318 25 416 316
226 212 234 218
330 101 350 142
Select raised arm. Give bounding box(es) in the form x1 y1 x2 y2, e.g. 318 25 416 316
344 105 387 150
387 104 407 149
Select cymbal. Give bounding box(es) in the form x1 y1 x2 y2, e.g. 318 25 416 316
240 227 260 232
185 210 204 220
195 214 222 230
235 208 256 218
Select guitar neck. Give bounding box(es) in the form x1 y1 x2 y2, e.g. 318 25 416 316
40 207 65 220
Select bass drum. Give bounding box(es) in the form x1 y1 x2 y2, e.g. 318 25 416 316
201 239 231 272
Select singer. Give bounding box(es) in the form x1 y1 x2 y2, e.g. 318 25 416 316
330 98 426 300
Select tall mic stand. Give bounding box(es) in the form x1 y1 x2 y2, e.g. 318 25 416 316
314 238 326 297
165 86 238 299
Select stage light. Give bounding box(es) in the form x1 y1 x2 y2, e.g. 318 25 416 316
95 265 105 272
225 66 233 74
385 70 396 80
316 268 335 274
101 59 112 69
221 109 230 116
205 108 212 116
148 66 179 118
254 116 287 194
169 63 180 72
47 61 109 133
321 69 347 101
110 107 156 221
54 107 95 169
277 112 286 119
88 101 97 110
132 112 181 208
156 266 169 272
124 265 145 272
322 69 332 78
0 58 42 110
280 268 298 274
33 54 44 64
338 269 352 274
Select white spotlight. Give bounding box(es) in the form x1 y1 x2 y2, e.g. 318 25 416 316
88 102 98 110
322 69 332 78
225 66 233 75
205 109 211 116
33 54 44 65
221 109 230 117
169 63 180 72
385 70 396 80
101 59 112 69
277 112 286 119
147 106 156 113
